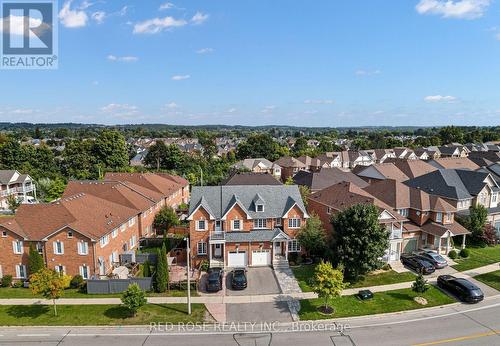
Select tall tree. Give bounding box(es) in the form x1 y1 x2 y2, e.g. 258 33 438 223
439 126 464 144
28 245 45 275
144 141 185 170
92 129 129 171
153 206 180 236
155 243 169 293
30 268 71 316
312 261 346 313
297 214 327 258
457 205 488 246
330 204 389 281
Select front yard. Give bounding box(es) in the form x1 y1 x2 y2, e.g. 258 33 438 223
299 286 455 320
292 264 415 292
474 270 500 291
0 303 206 326
451 245 500 271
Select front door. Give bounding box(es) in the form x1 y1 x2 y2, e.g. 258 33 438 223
214 243 222 257
215 220 222 232
274 242 282 259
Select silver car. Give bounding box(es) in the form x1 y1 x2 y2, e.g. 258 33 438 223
418 250 448 269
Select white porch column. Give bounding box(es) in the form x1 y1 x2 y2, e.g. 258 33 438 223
462 234 466 249
446 234 450 254
209 243 212 263
285 241 288 261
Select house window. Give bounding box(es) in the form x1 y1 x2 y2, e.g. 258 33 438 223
36 242 43 254
256 204 264 212
120 224 126 232
275 218 282 226
398 209 409 217
446 212 452 222
327 207 332 215
479 193 487 205
100 235 109 248
67 231 73 239
12 240 23 254
53 241 64 255
2 231 7 237
15 264 26 279
288 218 301 229
79 265 89 279
196 219 206 231
77 241 88 255
128 217 136 227
253 219 267 229
197 241 207 255
232 219 242 231
55 265 65 274
436 212 443 223
492 193 498 203
130 236 137 249
289 240 301 252
112 229 118 239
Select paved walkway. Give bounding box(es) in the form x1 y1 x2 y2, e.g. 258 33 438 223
274 267 302 294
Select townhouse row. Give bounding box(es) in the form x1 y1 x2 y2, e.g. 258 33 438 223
0 173 189 281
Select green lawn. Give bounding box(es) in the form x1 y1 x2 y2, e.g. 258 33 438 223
292 265 416 292
299 286 455 320
0 288 198 299
0 303 205 326
451 246 500 271
474 270 500 291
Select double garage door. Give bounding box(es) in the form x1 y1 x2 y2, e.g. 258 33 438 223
227 250 271 267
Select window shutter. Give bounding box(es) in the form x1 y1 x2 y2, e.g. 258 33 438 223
15 265 20 278
12 241 16 253
61 242 64 254
53 241 57 254
77 242 81 254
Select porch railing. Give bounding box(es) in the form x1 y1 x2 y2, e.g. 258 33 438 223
209 231 225 242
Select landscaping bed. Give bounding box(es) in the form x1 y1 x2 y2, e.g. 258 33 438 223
474 270 500 291
299 286 455 320
0 303 206 326
451 246 500 272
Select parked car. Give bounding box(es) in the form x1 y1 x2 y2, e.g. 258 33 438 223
231 268 247 290
417 251 448 269
400 254 435 274
206 267 223 292
437 275 484 303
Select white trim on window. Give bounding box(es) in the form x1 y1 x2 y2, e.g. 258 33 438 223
100 235 109 248
111 229 118 238
196 219 207 231
288 218 301 229
232 219 242 231
15 264 26 279
128 217 136 227
79 265 89 279
288 239 301 252
53 240 64 255
197 241 207 255
77 241 89 255
12 240 23 254
253 218 267 229
55 265 65 274
120 224 126 232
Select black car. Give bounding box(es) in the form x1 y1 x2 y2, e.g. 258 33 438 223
400 254 435 274
417 251 448 269
206 267 223 292
437 275 484 303
231 268 247 290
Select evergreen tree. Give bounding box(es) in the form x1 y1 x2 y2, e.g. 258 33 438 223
28 245 45 275
155 243 169 293
412 274 429 293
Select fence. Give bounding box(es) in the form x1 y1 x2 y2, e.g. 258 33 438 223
86 277 153 294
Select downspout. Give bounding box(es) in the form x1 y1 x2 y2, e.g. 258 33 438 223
92 242 97 277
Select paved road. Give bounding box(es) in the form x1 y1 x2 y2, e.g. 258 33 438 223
1 296 499 346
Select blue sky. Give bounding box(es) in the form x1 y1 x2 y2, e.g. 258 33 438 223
1 0 500 126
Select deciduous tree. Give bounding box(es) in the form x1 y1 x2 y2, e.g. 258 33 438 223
30 268 71 316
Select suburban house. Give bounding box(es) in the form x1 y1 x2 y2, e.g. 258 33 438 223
365 179 470 255
438 145 469 158
372 149 397 163
315 153 343 168
346 150 374 168
0 193 141 280
222 172 282 186
422 146 442 160
428 157 480 171
404 169 500 232
354 163 410 183
187 185 309 268
393 148 417 160
413 148 430 160
467 151 500 167
385 158 438 180
307 182 407 262
273 156 307 181
232 158 282 179
293 167 369 192
296 156 330 172
0 170 37 210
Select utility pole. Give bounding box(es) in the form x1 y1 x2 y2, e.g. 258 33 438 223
185 237 192 315
199 167 203 186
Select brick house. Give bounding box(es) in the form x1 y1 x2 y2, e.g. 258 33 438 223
187 185 309 268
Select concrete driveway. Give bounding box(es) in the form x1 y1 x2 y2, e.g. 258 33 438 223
226 302 293 322
226 267 281 296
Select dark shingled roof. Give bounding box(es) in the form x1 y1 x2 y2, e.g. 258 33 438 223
293 168 368 191
222 172 282 186
225 229 289 242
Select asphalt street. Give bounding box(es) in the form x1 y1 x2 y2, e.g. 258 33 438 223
1 296 499 346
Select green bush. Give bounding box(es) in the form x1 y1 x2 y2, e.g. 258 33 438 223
459 248 470 258
381 263 392 271
412 274 429 293
12 280 24 288
70 275 85 289
200 260 209 272
1 275 13 287
448 250 457 259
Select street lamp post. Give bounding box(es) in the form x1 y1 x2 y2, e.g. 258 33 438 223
185 237 192 315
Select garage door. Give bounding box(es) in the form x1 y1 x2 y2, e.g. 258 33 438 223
228 251 247 267
403 238 418 254
251 250 271 266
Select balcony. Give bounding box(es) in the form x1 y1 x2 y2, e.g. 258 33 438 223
209 231 226 243
0 185 35 197
388 224 403 240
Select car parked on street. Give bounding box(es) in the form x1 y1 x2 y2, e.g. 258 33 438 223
400 254 435 274
416 250 448 269
206 267 224 292
437 275 484 303
231 268 247 290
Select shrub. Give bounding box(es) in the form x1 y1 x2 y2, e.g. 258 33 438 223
1 275 13 287
412 274 429 293
13 280 24 288
448 250 457 259
459 248 470 258
381 263 392 271
121 283 147 317
142 260 151 277
200 260 209 272
70 275 85 289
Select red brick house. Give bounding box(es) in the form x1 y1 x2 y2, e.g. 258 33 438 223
187 185 309 268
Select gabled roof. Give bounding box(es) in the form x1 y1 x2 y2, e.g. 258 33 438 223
385 158 438 179
429 158 480 171
104 172 187 198
293 167 369 191
188 185 308 220
233 158 278 171
222 172 282 186
0 170 33 185
421 222 470 237
356 163 410 181
222 194 253 220
187 196 216 220
274 156 307 168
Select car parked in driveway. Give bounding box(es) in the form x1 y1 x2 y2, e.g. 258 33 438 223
417 250 448 269
400 254 435 274
206 267 224 292
437 275 484 303
231 268 247 290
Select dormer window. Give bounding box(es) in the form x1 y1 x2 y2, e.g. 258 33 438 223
256 204 264 212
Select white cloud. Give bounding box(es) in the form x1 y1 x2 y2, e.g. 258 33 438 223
159 2 175 10
303 99 334 104
415 0 491 20
424 95 457 102
59 0 88 28
101 103 139 118
171 74 190 80
191 12 209 25
355 69 381 76
261 105 276 114
0 15 48 36
165 102 179 109
196 47 214 54
133 16 187 34
12 109 34 114
496 32 500 40
226 108 237 113
92 11 106 24
107 55 138 62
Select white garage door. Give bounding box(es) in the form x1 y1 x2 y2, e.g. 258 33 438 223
251 250 271 266
228 251 247 267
